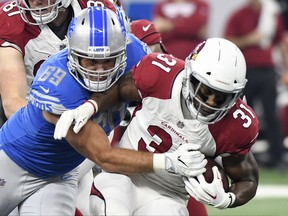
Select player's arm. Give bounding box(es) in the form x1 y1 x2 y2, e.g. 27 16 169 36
53 71 141 138
44 110 207 176
90 71 141 111
222 151 259 207
0 47 28 118
183 151 258 209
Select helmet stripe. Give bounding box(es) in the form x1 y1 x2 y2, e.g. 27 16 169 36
89 7 108 47
103 7 108 46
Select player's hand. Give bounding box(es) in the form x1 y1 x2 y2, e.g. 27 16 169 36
183 166 236 209
153 144 207 177
53 100 98 140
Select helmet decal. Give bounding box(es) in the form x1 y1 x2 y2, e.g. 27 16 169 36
182 38 247 124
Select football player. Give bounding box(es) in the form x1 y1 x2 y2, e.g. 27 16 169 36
55 38 259 215
0 6 207 215
0 0 147 215
131 18 208 216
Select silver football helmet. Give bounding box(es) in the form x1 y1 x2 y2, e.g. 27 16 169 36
16 0 71 25
182 38 247 124
115 5 131 33
67 6 127 92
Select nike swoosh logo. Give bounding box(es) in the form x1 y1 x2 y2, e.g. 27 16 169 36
177 156 188 167
39 86 50 94
203 188 217 200
142 24 151 32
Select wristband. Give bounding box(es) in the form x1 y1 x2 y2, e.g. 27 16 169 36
153 154 166 171
86 99 98 115
227 192 236 208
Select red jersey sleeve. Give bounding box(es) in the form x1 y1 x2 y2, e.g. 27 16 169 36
132 52 185 99
209 99 260 156
0 2 39 54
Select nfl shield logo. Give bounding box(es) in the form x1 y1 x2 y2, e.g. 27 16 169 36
177 121 184 128
0 178 6 187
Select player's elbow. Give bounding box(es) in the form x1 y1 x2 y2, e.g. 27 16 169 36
91 147 123 173
2 97 27 118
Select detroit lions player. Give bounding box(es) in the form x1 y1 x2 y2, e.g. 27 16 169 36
0 0 149 215
0 6 207 215
0 0 135 215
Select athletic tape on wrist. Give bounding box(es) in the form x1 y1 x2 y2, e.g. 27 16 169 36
86 99 98 115
227 192 236 208
153 154 166 171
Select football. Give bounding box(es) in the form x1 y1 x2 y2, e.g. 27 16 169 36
202 157 230 192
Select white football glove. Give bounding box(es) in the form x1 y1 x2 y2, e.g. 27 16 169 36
54 100 98 140
153 144 207 177
183 166 235 209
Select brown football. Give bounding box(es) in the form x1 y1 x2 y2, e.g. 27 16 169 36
202 157 230 192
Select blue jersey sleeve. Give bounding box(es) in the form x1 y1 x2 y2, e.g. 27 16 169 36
125 33 151 72
29 48 91 115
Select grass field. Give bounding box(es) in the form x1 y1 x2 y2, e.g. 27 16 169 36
206 167 288 216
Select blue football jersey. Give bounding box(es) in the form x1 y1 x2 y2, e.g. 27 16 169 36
0 38 148 178
126 33 151 72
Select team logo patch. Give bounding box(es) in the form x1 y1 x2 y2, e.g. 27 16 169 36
0 178 6 187
177 121 185 129
67 17 77 39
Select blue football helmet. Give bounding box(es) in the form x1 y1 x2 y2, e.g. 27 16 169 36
67 6 127 92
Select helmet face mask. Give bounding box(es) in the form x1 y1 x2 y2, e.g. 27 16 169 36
67 6 127 92
182 38 247 124
16 0 71 25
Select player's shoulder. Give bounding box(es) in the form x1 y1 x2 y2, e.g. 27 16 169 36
213 98 259 135
209 98 259 155
77 0 88 8
127 33 150 53
31 49 87 113
194 0 209 7
132 53 184 99
229 98 259 130
125 33 150 72
0 1 26 35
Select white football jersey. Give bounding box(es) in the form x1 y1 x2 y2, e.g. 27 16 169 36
118 53 259 198
0 0 87 93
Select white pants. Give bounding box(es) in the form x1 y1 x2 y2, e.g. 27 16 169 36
76 159 95 215
0 150 78 216
90 172 189 216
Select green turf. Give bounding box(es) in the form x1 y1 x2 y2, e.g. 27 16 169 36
259 167 288 184
206 167 288 215
206 198 288 216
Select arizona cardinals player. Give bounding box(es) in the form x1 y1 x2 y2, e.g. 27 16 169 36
130 18 208 216
0 6 207 216
87 38 259 215
0 0 148 215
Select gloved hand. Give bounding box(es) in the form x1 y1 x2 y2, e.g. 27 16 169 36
54 100 98 140
153 144 207 177
183 166 235 209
